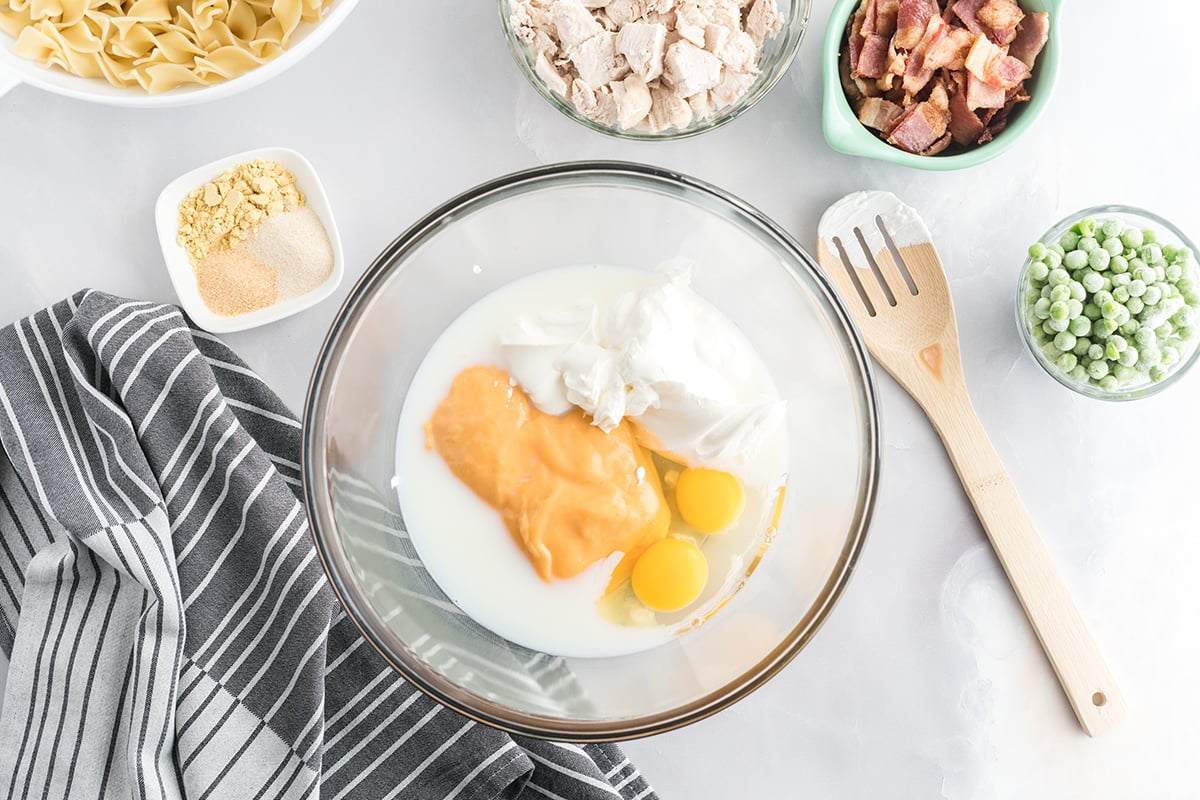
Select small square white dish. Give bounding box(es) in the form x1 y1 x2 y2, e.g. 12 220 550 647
154 146 344 334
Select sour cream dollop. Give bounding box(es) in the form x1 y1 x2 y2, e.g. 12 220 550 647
500 263 785 473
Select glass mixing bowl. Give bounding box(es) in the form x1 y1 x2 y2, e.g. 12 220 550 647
302 162 879 740
498 0 812 140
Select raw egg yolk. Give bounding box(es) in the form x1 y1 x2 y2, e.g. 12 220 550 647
631 538 708 612
675 468 744 533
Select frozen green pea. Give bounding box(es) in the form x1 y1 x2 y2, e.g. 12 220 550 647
1139 346 1161 366
1067 299 1084 319
1070 316 1091 336
1120 228 1144 249
1102 237 1123 256
1174 247 1192 264
1112 273 1132 288
1129 257 1148 274
1185 290 1200 307
1113 286 1131 304
1087 343 1105 361
1162 346 1180 365
1083 302 1101 321
1028 242 1047 260
1042 320 1057 336
1118 347 1139 367
1088 248 1110 270
1149 365 1168 383
1119 319 1140 336
1044 250 1063 269
1155 265 1167 281
1093 319 1116 339
1056 352 1078 372
1050 284 1071 303
1109 255 1129 274
1079 236 1099 254
1178 278 1195 293
1033 297 1052 318
1050 243 1066 258
1048 267 1071 286
1068 281 1086 301
1054 331 1077 352
1165 264 1183 282
1100 300 1122 320
1042 342 1061 361
1128 279 1147 297
1069 365 1088 382
1078 218 1097 237
1135 327 1157 348
1133 266 1156 284
1050 300 1070 320
1178 326 1195 341
1142 228 1157 244
1173 307 1193 327
1115 306 1131 326
1126 297 1145 316
1140 243 1164 264
1099 374 1119 391
1080 271 1104 293
1063 251 1089 270
1143 285 1163 305
1162 245 1178 261
1106 335 1127 356
1049 317 1071 333
1114 365 1137 382
1060 231 1081 250
1073 336 1092 356
1033 326 1049 343
1101 219 1123 238
1155 322 1174 339
1087 359 1109 379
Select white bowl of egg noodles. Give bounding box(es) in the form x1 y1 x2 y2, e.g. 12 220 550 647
0 0 359 108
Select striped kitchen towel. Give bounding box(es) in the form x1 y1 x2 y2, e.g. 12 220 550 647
0 290 656 800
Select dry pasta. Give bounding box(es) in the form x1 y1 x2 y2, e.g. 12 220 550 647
0 0 335 93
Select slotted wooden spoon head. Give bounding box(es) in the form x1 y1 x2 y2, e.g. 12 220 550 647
816 191 966 405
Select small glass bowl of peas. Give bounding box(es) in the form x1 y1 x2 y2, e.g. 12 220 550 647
1016 205 1200 401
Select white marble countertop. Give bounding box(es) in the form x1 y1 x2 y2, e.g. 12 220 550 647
2 2 1198 797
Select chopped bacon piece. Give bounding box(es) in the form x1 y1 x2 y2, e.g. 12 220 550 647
901 14 945 94
895 0 937 49
921 132 953 155
862 0 879 34
875 0 900 38
964 33 1028 89
856 34 890 77
966 72 1005 108
950 0 988 33
886 100 949 153
848 6 867 73
1008 11 1049 67
976 0 1024 31
924 26 974 70
858 96 906 131
948 86 985 144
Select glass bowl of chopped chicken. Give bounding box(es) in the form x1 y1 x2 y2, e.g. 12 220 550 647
303 162 880 739
501 0 812 140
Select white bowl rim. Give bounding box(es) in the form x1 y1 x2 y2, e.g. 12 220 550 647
0 0 359 108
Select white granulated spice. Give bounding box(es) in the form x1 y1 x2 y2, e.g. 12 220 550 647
243 206 334 301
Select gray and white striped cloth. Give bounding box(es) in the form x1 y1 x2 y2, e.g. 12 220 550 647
0 291 656 800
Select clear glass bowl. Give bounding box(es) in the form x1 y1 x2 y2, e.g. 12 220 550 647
302 162 879 740
1015 204 1200 401
498 0 812 141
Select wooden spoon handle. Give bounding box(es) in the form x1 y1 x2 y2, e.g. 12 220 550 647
930 398 1127 737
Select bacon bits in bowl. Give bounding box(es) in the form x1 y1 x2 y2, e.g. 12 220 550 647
821 0 1062 169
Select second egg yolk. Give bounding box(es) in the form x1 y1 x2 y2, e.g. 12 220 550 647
675 467 745 533
631 538 709 612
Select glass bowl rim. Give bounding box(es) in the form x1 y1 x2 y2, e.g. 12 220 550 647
496 0 813 142
301 160 880 741
1015 203 1200 402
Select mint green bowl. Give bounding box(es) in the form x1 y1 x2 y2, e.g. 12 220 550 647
821 0 1063 170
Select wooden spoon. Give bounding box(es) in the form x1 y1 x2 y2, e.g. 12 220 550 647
817 191 1126 737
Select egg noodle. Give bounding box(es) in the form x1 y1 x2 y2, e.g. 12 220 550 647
0 0 334 93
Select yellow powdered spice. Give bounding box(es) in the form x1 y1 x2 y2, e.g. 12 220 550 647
176 160 305 264
195 249 278 316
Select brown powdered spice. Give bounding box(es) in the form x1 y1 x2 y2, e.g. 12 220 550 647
194 249 278 316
